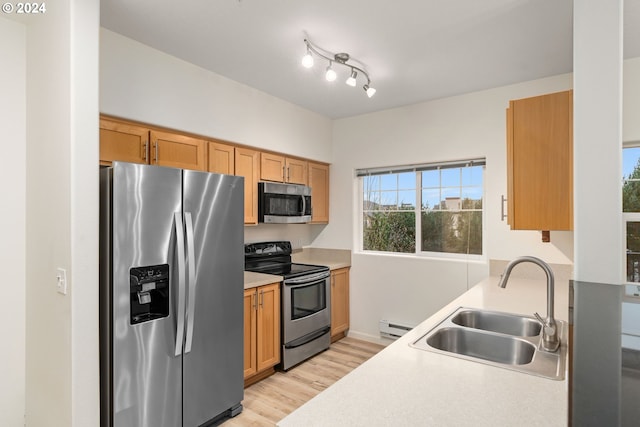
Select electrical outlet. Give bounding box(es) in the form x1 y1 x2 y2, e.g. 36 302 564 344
56 268 67 295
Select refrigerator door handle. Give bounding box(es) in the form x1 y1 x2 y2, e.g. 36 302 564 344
174 212 186 357
184 212 197 353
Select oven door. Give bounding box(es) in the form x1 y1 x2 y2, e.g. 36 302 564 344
282 271 331 344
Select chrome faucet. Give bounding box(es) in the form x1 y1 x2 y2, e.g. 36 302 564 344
497 256 560 352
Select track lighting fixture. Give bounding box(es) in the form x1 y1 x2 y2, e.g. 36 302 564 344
301 38 376 98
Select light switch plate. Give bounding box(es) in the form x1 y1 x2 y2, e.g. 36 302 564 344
56 268 67 295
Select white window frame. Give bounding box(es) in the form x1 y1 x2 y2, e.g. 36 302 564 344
356 159 486 260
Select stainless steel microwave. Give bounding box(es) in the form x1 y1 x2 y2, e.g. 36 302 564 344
258 182 312 223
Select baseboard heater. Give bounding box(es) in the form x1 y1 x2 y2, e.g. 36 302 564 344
379 320 413 339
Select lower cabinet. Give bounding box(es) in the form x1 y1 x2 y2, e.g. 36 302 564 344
330 268 350 342
244 283 280 385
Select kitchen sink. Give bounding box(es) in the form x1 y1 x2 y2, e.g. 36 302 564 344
410 307 567 380
451 308 541 337
426 327 536 365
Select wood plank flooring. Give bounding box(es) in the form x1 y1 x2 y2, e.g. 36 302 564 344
223 337 385 426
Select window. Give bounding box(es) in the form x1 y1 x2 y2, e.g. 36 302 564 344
359 159 484 257
623 146 640 296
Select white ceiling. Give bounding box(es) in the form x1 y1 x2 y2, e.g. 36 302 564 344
101 0 640 119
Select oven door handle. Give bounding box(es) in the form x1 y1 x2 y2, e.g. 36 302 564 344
284 326 331 349
284 270 330 286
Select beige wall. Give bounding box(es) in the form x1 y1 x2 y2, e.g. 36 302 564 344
0 16 26 427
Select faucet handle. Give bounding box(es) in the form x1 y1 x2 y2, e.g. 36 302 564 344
533 312 556 336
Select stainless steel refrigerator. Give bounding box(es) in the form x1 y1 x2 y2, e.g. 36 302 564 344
99 162 244 427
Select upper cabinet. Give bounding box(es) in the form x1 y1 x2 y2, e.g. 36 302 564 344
99 119 149 166
150 130 207 171
308 162 330 224
100 116 329 225
208 140 235 175
506 90 573 232
100 118 207 172
235 147 260 225
260 152 308 185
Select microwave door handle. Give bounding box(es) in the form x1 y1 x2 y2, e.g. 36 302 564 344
300 194 306 216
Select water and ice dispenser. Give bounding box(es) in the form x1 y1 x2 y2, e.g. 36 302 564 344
129 264 170 324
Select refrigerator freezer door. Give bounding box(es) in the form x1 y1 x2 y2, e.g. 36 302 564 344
110 163 183 427
182 170 244 427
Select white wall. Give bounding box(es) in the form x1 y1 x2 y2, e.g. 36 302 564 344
100 29 332 164
24 1 100 426
0 16 26 427
315 74 575 340
624 57 640 143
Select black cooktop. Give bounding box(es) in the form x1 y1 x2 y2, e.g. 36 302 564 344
244 241 328 279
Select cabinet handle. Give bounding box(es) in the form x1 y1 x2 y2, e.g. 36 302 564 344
252 290 258 311
501 195 508 221
142 141 147 161
155 141 159 163
259 290 264 308
287 166 290 182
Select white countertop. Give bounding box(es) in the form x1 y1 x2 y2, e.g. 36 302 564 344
243 271 283 290
278 275 569 427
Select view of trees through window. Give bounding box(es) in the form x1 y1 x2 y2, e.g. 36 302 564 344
361 163 484 256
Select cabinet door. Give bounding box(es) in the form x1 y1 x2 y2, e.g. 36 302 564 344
256 283 280 371
208 141 235 175
260 152 286 182
507 90 573 231
99 119 149 166
235 147 260 225
309 162 330 223
150 130 207 171
243 289 258 379
285 158 308 185
331 268 350 339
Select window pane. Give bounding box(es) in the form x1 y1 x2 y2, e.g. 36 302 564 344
379 191 397 208
421 211 482 255
398 190 416 209
462 165 484 186
627 222 640 282
398 172 415 190
422 170 439 188
422 189 440 210
380 174 397 191
363 211 416 253
441 168 460 187
623 147 640 212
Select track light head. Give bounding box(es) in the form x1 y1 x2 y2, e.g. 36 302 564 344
346 69 357 87
325 62 337 82
302 48 314 68
363 84 376 98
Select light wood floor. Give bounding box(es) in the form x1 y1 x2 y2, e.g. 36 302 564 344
223 337 385 426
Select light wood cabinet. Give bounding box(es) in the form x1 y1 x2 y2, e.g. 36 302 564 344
309 162 330 223
330 268 350 341
99 119 149 166
150 130 207 171
260 152 308 185
244 283 280 385
100 118 207 172
207 140 235 175
506 90 573 232
235 147 260 225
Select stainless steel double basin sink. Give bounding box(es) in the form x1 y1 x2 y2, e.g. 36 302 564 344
410 307 567 380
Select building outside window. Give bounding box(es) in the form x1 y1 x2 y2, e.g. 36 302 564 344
358 159 485 258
